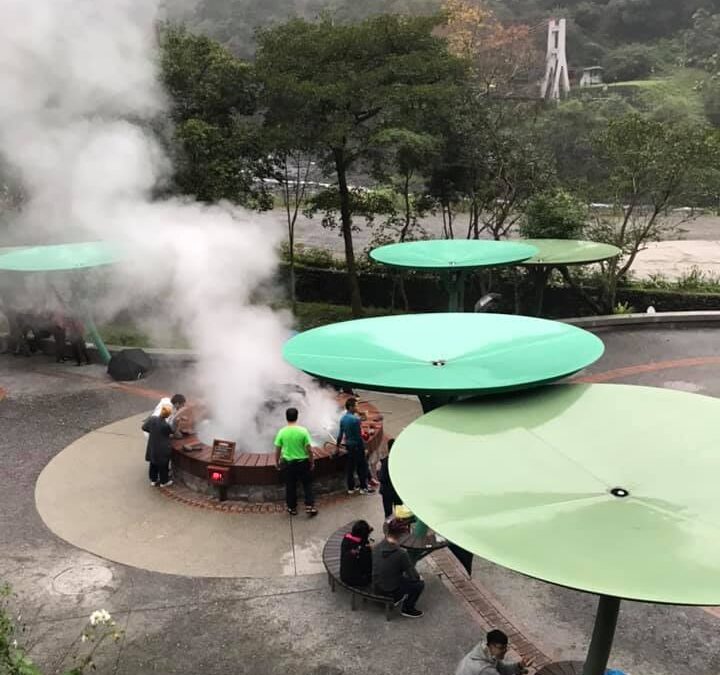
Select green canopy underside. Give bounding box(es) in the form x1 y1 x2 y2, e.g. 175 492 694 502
0 242 120 271
283 314 604 395
522 239 621 266
370 240 538 271
390 384 720 605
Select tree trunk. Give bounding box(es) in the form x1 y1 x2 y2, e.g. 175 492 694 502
333 147 363 317
289 231 297 315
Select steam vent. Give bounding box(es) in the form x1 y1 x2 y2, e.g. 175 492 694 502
171 391 384 502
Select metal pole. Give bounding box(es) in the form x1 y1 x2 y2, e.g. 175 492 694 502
583 595 621 675
447 271 460 312
84 313 111 365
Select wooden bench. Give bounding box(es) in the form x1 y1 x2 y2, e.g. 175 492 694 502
322 521 405 621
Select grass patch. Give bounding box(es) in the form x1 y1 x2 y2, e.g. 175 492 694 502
98 302 398 349
291 302 396 331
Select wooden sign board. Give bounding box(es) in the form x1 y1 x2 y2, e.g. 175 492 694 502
210 439 236 466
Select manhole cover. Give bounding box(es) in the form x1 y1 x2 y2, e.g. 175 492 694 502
52 564 113 595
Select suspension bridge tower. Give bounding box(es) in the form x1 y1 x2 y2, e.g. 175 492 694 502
540 18 571 101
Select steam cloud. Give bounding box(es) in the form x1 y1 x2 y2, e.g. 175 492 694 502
0 0 339 449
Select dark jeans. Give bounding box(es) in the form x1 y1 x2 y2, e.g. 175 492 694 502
381 492 396 518
71 338 90 364
149 461 170 485
345 444 368 491
285 459 314 509
53 327 66 361
381 578 425 612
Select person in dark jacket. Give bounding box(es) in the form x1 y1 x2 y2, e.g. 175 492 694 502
455 629 530 675
52 312 67 363
379 438 403 518
336 397 373 495
340 520 373 587
67 317 91 366
372 519 424 618
142 405 173 487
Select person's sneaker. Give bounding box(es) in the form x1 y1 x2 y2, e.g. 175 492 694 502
150 481 158 487
347 489 356 495
360 488 376 495
401 608 424 618
160 480 173 487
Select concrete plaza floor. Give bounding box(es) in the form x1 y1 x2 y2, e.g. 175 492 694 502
3 326 720 674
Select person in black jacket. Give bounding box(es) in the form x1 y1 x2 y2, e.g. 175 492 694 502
142 405 173 487
379 438 403 518
372 518 424 618
340 520 373 587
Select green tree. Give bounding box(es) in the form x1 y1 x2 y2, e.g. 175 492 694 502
536 96 632 193
256 14 463 316
427 98 554 240
159 26 271 207
587 114 720 311
602 43 659 82
520 189 587 239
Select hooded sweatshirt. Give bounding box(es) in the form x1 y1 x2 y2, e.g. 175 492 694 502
340 533 372 587
454 644 523 675
372 539 419 593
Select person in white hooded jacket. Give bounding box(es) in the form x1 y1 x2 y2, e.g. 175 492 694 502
455 630 531 675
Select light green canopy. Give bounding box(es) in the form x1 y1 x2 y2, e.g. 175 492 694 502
370 240 538 271
521 239 621 266
283 314 604 396
0 242 120 271
390 383 720 605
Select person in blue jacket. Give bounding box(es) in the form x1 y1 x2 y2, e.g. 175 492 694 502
336 397 374 495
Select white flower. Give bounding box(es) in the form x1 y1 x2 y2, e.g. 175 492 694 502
89 609 112 626
81 635 88 643
11 639 18 648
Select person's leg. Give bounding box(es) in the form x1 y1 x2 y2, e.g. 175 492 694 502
367 448 379 483
285 461 298 512
299 460 315 508
158 461 170 485
71 339 82 365
53 328 65 362
345 446 357 492
382 492 394 518
398 578 425 611
80 341 91 364
357 447 369 490
148 463 159 485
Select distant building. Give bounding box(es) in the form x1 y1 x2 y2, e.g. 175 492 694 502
579 66 604 88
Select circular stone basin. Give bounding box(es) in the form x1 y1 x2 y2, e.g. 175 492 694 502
171 392 384 502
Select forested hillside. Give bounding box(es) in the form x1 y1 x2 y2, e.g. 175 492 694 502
180 0 720 71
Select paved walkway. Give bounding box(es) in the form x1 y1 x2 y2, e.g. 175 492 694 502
35 396 420 578
5 327 720 674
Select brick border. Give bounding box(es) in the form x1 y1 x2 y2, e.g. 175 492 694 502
158 481 362 514
425 548 554 670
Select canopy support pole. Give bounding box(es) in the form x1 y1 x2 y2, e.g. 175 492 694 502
583 594 620 675
446 270 467 312
84 313 111 365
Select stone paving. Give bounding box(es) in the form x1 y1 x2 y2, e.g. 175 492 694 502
4 326 720 674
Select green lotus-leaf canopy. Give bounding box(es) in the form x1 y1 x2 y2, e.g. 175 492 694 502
283 313 604 396
370 240 538 271
390 383 720 605
522 239 621 266
0 242 120 271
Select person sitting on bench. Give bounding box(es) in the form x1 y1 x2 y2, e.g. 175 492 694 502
340 520 373 587
372 519 425 618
